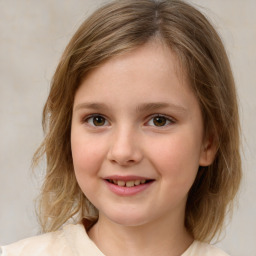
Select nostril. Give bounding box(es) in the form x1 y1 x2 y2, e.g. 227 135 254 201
109 158 138 166
107 139 143 165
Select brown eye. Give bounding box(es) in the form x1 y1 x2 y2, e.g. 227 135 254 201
93 116 106 126
86 115 108 126
153 116 167 126
146 115 173 127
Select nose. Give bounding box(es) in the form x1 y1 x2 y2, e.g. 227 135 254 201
107 127 143 166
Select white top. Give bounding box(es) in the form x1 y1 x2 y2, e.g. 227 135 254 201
1 224 229 256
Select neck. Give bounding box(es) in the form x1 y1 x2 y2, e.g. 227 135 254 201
88 213 193 256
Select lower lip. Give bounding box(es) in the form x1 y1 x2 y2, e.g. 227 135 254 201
104 180 154 196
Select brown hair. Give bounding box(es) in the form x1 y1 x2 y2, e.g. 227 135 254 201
33 0 241 242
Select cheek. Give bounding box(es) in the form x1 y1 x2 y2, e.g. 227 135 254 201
71 132 106 177
71 134 106 201
148 133 202 185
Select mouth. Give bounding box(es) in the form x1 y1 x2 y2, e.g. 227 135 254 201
104 176 155 196
106 179 153 187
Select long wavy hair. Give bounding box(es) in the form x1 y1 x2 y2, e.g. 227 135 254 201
33 0 241 242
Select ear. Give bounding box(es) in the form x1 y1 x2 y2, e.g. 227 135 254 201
199 135 218 167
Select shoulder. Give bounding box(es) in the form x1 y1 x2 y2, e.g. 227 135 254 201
0 224 88 256
182 240 230 256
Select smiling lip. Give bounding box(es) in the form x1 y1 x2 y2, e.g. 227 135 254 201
103 175 155 196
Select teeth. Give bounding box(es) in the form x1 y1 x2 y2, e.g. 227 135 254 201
117 180 125 187
126 181 135 187
135 180 140 186
110 179 149 187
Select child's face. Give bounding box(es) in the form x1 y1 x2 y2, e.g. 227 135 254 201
71 41 214 227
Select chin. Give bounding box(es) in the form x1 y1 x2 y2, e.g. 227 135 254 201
103 209 150 227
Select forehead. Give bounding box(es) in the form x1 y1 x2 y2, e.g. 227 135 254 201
74 40 199 116
80 40 188 92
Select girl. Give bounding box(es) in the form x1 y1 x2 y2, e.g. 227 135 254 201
1 0 241 255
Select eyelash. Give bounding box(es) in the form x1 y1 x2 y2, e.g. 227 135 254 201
82 114 175 128
83 114 110 127
145 114 175 127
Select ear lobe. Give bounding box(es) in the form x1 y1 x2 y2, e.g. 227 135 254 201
199 137 218 167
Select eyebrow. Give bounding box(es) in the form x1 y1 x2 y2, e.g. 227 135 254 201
74 102 110 111
74 102 187 113
135 102 187 113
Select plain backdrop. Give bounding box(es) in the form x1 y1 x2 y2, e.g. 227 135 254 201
0 1 255 255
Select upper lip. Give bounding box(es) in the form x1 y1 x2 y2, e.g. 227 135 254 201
103 175 154 181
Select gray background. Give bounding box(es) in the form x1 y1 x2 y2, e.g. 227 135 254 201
0 1 255 255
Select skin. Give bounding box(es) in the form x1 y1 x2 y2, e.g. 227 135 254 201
71 40 216 256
